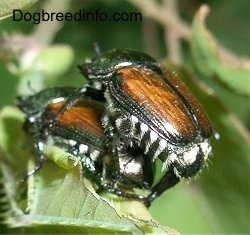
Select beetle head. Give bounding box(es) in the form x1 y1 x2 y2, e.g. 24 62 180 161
78 49 161 89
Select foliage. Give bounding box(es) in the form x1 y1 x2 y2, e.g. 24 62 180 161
0 0 249 234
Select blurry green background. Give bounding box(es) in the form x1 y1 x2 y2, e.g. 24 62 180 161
0 0 249 234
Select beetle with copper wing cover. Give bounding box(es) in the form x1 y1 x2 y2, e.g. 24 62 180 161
20 48 213 206
17 87 155 200
76 48 213 205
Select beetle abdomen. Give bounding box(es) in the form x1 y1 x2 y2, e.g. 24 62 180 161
103 67 212 178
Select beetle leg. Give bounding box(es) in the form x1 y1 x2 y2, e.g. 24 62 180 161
84 86 106 101
96 171 149 201
145 167 180 206
54 86 105 125
53 86 88 122
23 139 46 181
107 187 147 201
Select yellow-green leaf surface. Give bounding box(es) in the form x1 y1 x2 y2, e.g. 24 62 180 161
191 5 250 96
0 0 38 21
0 106 174 234
35 45 75 80
16 44 75 95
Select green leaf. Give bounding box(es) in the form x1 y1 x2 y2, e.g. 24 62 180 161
0 106 174 234
0 0 38 21
17 165 143 234
149 65 250 233
35 45 75 82
16 45 75 94
0 106 26 163
191 5 250 96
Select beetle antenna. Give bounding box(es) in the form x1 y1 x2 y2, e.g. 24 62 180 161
27 81 37 93
93 42 101 55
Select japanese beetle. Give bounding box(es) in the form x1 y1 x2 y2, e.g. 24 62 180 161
76 48 213 205
17 87 154 199
17 87 105 179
